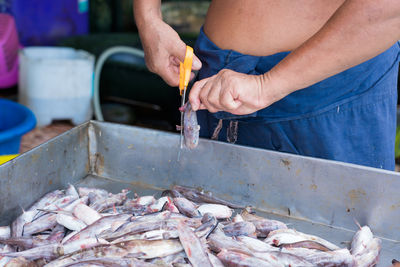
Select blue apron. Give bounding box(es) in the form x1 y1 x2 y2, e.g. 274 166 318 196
194 27 400 170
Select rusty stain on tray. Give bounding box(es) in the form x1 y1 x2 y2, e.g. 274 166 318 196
348 188 367 205
94 153 105 175
310 183 318 191
281 158 291 170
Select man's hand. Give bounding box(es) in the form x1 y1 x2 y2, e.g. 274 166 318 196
189 69 288 115
138 19 202 87
133 0 201 87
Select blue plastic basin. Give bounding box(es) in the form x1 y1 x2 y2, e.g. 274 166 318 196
0 99 36 155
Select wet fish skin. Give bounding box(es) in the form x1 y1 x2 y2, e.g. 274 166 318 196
77 187 108 199
223 221 256 237
65 184 79 198
240 208 287 237
47 224 65 243
61 238 109 255
197 204 232 220
89 190 129 212
236 236 280 253
73 204 102 225
43 245 131 267
253 250 314 267
354 237 381 267
217 249 285 267
114 239 184 259
56 213 87 231
33 195 79 220
0 243 59 261
0 236 54 249
64 214 131 244
101 219 180 241
23 214 58 237
173 197 201 218
265 229 340 251
28 190 65 213
281 247 356 267
177 221 212 267
207 251 225 267
178 102 200 149
279 240 333 252
11 210 36 238
54 257 150 267
0 244 14 266
0 226 10 239
172 185 244 209
350 225 374 256
207 228 251 254
4 256 39 267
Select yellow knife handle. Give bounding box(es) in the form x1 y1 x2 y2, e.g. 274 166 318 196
179 46 194 95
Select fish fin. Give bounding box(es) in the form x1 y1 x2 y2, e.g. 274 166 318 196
176 125 182 131
353 218 362 230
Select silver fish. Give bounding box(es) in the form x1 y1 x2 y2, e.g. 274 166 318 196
4 256 38 267
64 214 131 244
114 239 183 259
73 204 102 225
177 221 212 267
43 245 133 267
177 103 200 149
223 221 256 237
0 236 54 249
253 250 314 267
0 226 10 239
197 204 232 220
47 224 65 243
217 249 285 267
65 184 79 198
354 237 381 267
281 247 356 267
172 185 244 209
77 187 108 199
350 225 374 256
23 214 58 236
56 214 87 232
173 197 201 218
265 229 340 251
207 227 251 254
89 190 128 212
241 208 287 237
236 236 280 253
11 210 36 238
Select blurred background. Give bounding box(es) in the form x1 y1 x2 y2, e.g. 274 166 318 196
0 0 209 158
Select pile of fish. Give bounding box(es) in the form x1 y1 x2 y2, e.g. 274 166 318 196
0 184 381 267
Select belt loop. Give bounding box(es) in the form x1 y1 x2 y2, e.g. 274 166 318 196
211 119 223 140
227 120 239 144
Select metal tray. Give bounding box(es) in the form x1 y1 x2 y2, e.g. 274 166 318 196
0 121 399 265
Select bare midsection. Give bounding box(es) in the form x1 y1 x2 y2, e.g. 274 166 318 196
203 0 344 56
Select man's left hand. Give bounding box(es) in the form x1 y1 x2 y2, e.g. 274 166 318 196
189 69 285 115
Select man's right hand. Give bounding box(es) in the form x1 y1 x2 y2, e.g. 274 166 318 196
137 16 202 87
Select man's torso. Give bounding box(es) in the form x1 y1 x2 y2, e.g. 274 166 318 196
204 0 345 56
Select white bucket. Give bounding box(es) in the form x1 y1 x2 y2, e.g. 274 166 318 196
19 47 95 127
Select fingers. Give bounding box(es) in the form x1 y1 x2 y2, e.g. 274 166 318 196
220 90 242 111
199 81 220 113
189 78 208 111
192 54 202 70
